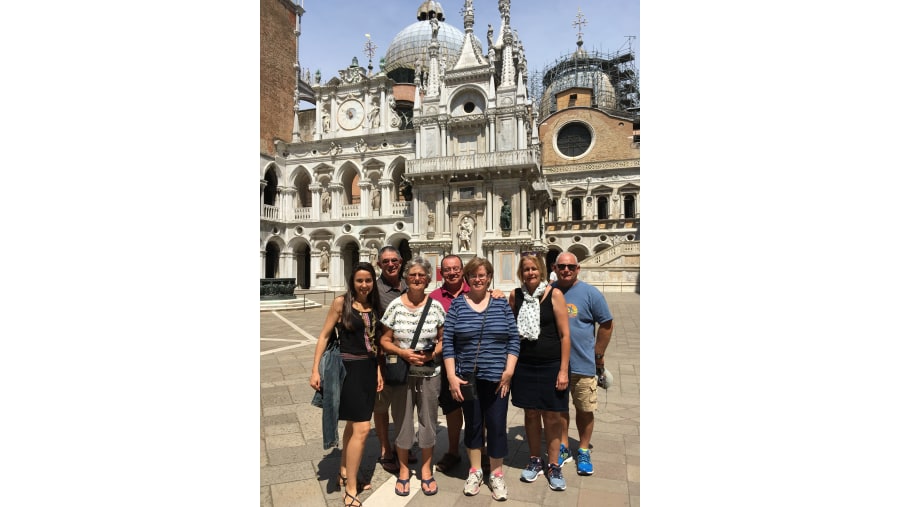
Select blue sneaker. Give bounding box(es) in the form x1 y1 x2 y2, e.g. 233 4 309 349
547 463 566 491
558 445 573 467
520 456 544 482
576 448 593 476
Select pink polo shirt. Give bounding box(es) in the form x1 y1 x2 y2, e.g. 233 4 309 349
428 280 470 312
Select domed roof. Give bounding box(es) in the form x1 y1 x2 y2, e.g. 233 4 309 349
383 20 466 74
539 50 618 119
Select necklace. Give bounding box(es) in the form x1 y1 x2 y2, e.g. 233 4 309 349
360 310 376 355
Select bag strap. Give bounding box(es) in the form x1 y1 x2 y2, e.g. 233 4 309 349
471 299 489 374
408 297 433 351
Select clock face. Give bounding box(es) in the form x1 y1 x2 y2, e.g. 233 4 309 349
337 99 364 130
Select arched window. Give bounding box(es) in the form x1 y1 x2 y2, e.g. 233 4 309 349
263 170 278 206
572 197 583 221
598 196 609 220
624 195 636 219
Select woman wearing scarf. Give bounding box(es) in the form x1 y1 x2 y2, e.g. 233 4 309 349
508 254 571 491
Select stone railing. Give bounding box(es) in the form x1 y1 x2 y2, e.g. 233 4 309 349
407 147 539 175
393 201 411 216
341 204 359 218
293 207 312 221
582 241 640 266
261 204 279 220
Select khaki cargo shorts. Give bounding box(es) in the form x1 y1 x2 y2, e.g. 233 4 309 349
570 373 598 412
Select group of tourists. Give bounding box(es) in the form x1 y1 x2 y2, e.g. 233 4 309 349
309 247 613 507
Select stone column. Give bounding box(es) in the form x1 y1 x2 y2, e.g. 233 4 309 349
312 184 322 220
518 186 527 233
635 193 640 218
486 184 495 233
260 250 266 277
379 179 392 217
359 182 371 218
281 251 296 280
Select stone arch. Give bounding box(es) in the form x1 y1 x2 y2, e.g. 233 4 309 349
288 236 313 289
567 243 591 262
336 161 362 205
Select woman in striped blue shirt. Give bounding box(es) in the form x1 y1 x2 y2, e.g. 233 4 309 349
442 257 520 501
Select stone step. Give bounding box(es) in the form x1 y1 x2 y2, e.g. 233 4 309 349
259 296 323 312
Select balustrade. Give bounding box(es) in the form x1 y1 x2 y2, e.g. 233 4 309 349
392 201 411 217
341 204 359 218
293 207 311 221
261 204 279 220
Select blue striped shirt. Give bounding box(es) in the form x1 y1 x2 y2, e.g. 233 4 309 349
443 296 520 382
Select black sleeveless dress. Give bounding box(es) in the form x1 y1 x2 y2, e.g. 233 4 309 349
338 308 380 422
511 287 569 412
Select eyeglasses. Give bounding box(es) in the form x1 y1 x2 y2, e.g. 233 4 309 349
381 258 401 265
556 264 578 271
407 273 428 279
442 267 461 273
468 273 490 280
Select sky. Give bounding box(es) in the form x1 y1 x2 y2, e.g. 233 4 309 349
297 0 639 84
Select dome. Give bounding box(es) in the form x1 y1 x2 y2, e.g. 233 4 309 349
383 20 466 74
539 51 619 119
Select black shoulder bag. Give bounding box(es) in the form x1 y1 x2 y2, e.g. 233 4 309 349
383 298 433 385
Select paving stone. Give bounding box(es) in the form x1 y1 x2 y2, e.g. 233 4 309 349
266 432 308 449
579 476 629 494
260 461 315 487
580 488 630 507
264 422 301 437
271 479 327 507
626 463 639 483
263 412 299 426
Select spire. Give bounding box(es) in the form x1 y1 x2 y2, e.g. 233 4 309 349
426 18 441 96
572 7 588 57
463 0 474 33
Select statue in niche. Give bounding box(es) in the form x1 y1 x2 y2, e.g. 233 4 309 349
321 111 330 133
427 213 435 232
320 246 330 272
399 177 413 201
321 190 332 213
500 200 512 231
371 188 381 212
368 100 380 128
458 216 473 251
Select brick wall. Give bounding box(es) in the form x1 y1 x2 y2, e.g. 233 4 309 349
555 87 593 110
260 0 297 155
539 108 637 166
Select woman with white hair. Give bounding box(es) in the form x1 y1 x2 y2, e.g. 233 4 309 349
380 257 446 497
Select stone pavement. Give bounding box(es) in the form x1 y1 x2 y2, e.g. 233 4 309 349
261 291 639 507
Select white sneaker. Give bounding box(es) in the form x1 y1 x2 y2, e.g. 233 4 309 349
489 472 508 501
464 468 483 496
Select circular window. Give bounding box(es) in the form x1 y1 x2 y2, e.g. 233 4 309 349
599 235 608 242
548 236 557 243
395 222 405 231
626 234 635 241
295 226 304 234
555 122 592 157
573 235 582 243
464 102 475 113
342 224 352 233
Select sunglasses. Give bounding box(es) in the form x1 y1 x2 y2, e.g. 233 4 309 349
556 263 578 271
381 258 401 265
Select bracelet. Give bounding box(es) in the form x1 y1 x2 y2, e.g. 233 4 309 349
595 353 604 360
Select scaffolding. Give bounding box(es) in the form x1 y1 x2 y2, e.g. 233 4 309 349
532 40 639 122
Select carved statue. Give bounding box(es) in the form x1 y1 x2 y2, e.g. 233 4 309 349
321 111 330 132
430 17 440 39
320 246 330 272
368 101 380 128
321 190 332 213
372 188 381 212
458 217 473 251
500 200 512 231
399 177 413 201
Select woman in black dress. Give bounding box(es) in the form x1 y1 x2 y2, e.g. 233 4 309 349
310 262 382 507
508 254 571 491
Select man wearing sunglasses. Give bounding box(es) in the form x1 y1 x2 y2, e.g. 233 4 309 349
374 246 413 472
550 252 613 477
